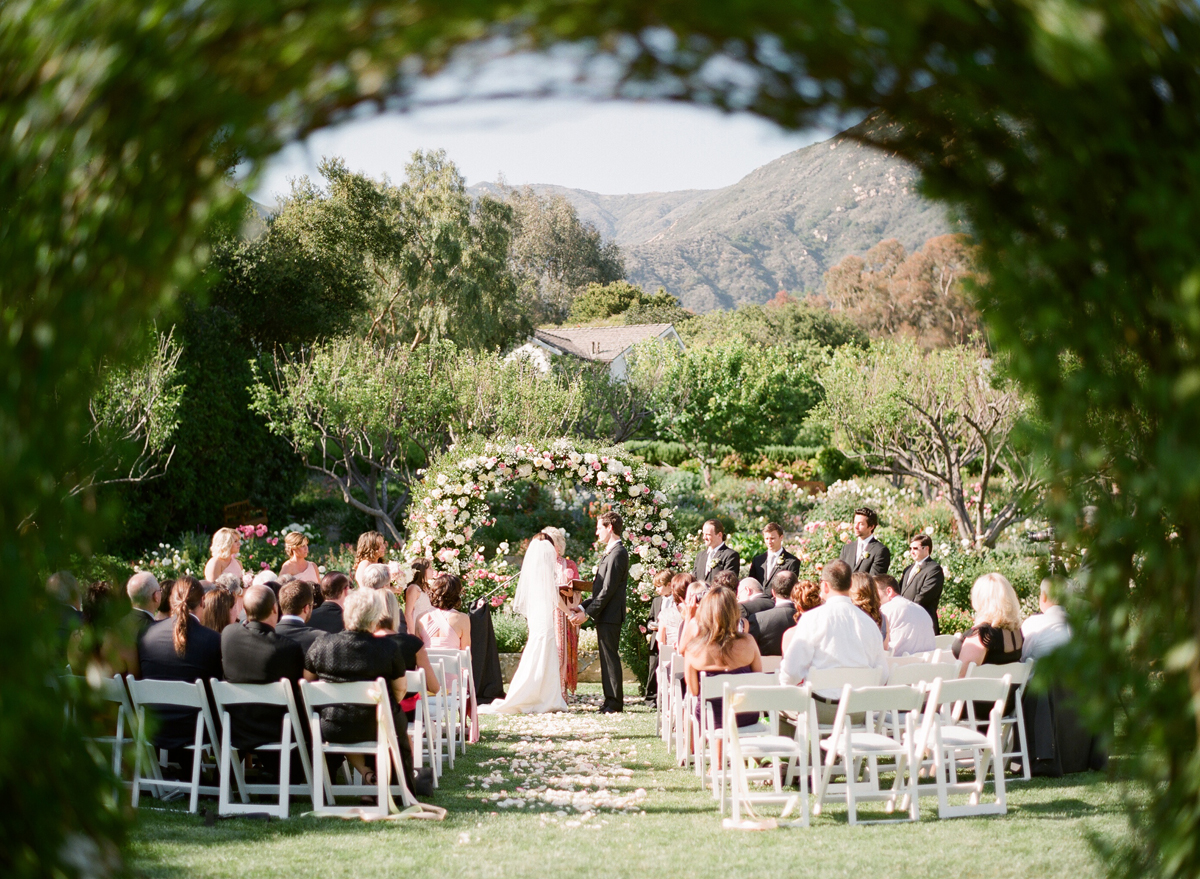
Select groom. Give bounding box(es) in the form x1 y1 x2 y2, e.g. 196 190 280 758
582 511 629 714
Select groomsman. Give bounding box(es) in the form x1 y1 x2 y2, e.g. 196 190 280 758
748 522 800 589
838 507 891 575
898 532 944 634
693 520 740 582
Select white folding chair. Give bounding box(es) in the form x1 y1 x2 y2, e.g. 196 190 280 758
695 671 776 800
298 677 416 817
210 679 316 818
425 658 459 770
920 675 1011 818
800 666 887 790
670 653 689 764
723 683 812 829
759 656 783 674
127 677 224 813
814 684 925 825
966 660 1035 779
654 647 676 740
887 661 962 687
933 634 958 650
65 674 141 799
888 653 933 673
405 669 439 789
426 648 473 754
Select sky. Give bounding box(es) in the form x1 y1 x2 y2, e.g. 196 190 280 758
252 98 829 206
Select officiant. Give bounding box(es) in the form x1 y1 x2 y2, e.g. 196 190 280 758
542 526 581 700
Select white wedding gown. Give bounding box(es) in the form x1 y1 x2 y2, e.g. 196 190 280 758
480 540 569 715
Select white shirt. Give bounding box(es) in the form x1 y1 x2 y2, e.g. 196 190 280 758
1021 606 1071 660
880 595 935 656
279 614 306 626
857 537 874 563
657 599 683 650
604 538 622 556
780 595 887 694
764 549 781 578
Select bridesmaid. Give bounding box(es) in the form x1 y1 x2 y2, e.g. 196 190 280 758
204 527 244 584
279 531 321 584
542 527 581 700
353 531 387 587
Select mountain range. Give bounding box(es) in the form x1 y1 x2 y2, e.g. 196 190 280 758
472 118 958 313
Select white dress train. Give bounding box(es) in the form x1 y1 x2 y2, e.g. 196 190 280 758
480 540 569 715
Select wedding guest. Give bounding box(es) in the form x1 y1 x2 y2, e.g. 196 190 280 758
953 572 1025 673
138 577 223 755
48 570 83 653
310 571 350 634
748 570 799 656
543 526 581 700
403 558 435 636
693 520 740 581
780 579 823 657
126 571 161 631
898 532 945 634
280 531 321 584
656 574 686 654
275 580 325 655
1022 578 1072 660
850 571 888 647
676 580 709 656
199 586 237 635
837 507 891 575
683 587 763 757
359 563 392 593
737 576 774 616
377 588 444 779
70 581 139 677
780 560 887 721
215 572 245 621
354 531 387 587
304 588 416 796
252 569 278 589
156 578 175 618
204 527 244 583
420 573 472 650
645 570 674 703
710 569 739 593
667 573 695 650
748 523 801 589
875 574 935 656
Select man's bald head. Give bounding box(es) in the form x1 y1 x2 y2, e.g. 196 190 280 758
126 571 161 611
243 584 278 622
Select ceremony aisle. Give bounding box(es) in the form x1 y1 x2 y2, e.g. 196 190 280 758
131 686 1128 879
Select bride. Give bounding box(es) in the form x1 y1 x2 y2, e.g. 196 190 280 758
481 533 584 714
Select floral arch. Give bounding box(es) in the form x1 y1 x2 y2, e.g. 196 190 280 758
404 438 683 684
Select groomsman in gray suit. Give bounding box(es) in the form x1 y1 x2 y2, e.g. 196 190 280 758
898 532 944 634
837 507 891 576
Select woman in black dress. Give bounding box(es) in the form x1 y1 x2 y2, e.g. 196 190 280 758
304 588 415 794
953 572 1025 671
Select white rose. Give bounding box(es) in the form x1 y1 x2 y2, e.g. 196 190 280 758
437 474 448 486
665 532 674 542
628 563 645 581
584 453 598 465
518 463 533 478
607 459 624 474
652 535 663 546
653 491 667 504
578 466 589 477
431 489 443 499
453 534 466 546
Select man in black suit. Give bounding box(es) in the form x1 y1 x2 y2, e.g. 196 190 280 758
220 585 306 753
48 570 83 657
749 571 799 656
837 506 892 575
125 571 161 632
748 522 801 591
275 580 326 656
898 532 945 634
693 519 740 582
309 572 348 634
737 577 776 616
582 511 629 714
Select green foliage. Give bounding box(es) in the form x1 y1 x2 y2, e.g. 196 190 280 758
492 611 529 654
817 341 1043 547
567 281 680 324
679 295 867 351
563 357 662 445
448 350 585 443
814 447 866 484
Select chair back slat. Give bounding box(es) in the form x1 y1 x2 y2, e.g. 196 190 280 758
806 665 884 691
127 677 206 709
699 671 776 701
967 660 1033 686
728 683 810 714
887 661 961 686
299 678 387 710
210 680 291 707
843 684 926 713
932 674 1012 706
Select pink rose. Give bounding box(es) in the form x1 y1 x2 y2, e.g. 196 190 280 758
255 524 268 537
260 562 269 569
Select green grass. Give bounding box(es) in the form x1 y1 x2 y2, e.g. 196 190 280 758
130 685 1130 879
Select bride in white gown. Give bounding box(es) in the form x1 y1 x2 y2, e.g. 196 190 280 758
481 534 581 715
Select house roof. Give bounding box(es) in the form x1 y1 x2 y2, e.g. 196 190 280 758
532 324 678 363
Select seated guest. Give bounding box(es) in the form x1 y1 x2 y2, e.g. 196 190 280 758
780 579 823 657
748 522 801 590
70 580 139 677
656 573 689 654
683 587 763 758
675 580 709 656
310 571 350 634
214 572 245 620
48 570 83 655
279 530 321 584
252 569 278 589
419 573 472 650
199 586 237 635
276 581 325 655
220 585 305 753
780 560 887 721
748 570 799 656
711 570 738 592
138 577 223 754
876 574 935 656
360 562 409 635
126 571 162 632
378 589 443 779
204 527 244 584
737 577 775 616
1022 578 1072 661
304 589 416 796
850 572 888 647
645 571 673 703
953 572 1025 673
156 579 175 619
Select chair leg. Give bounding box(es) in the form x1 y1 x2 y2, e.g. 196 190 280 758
188 718 204 814
279 717 293 820
218 723 232 816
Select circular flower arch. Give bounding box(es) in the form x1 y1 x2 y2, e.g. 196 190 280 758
404 438 682 595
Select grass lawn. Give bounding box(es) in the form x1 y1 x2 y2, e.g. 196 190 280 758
130 685 1129 879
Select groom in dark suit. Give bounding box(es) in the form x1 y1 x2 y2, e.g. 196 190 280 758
837 506 892 575
583 511 629 714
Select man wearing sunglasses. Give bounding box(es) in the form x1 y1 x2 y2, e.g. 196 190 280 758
898 533 944 634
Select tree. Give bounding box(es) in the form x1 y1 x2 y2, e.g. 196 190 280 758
564 355 666 444
817 341 1043 547
446 350 586 443
505 187 625 323
638 339 822 485
567 281 681 323
679 294 867 351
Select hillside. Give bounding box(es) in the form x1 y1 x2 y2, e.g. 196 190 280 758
473 118 957 313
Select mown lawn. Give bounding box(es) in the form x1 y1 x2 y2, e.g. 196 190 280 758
130 686 1130 879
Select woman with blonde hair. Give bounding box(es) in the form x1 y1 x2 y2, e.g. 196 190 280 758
954 572 1025 674
279 531 320 584
204 527 244 583
354 531 387 587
